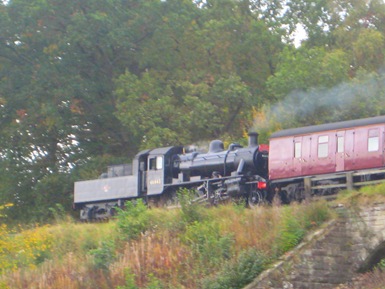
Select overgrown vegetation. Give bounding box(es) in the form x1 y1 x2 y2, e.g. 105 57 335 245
336 182 385 207
3 186 385 289
0 199 332 289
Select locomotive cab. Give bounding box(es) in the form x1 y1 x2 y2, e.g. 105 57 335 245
146 146 184 196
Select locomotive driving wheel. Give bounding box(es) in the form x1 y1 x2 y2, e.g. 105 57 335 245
248 190 263 208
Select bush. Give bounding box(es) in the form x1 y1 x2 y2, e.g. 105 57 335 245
117 268 137 289
178 189 205 224
273 207 306 256
183 221 234 267
88 240 116 270
116 200 150 240
201 248 268 289
302 200 332 228
117 268 165 289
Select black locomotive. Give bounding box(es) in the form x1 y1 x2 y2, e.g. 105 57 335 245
74 133 269 220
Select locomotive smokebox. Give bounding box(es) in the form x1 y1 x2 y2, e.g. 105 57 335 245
248 132 259 147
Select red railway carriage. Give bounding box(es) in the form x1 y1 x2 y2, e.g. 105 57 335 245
269 115 385 201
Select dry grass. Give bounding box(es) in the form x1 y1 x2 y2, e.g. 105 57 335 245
0 201 333 289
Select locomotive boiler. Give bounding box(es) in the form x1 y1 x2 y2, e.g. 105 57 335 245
73 133 269 220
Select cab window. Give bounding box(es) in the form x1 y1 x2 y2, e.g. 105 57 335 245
149 156 163 170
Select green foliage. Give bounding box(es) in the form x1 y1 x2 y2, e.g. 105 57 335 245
116 200 150 240
302 201 332 228
177 189 205 224
0 202 333 288
267 46 350 100
48 204 67 223
359 183 385 197
117 269 165 289
183 221 234 267
377 258 385 270
88 240 116 271
274 214 306 256
144 274 165 289
201 248 268 289
117 268 137 289
114 71 255 149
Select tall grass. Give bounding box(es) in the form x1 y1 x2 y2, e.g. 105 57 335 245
336 182 385 206
0 200 332 289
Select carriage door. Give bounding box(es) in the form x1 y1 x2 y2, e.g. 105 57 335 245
344 130 355 171
336 131 345 172
301 135 312 175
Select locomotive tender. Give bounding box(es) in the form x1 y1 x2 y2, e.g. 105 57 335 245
74 133 269 220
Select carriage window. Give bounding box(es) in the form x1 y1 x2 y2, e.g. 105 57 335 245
294 142 301 158
318 136 329 158
149 156 163 170
337 136 344 153
368 129 379 152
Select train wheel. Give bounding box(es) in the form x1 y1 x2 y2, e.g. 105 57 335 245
248 190 263 208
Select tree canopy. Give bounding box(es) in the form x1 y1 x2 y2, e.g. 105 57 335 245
1 0 385 222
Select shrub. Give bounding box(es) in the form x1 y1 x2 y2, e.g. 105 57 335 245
273 207 306 256
201 248 268 289
302 200 332 228
117 268 137 289
183 221 234 267
178 189 205 224
0 224 54 273
48 203 68 223
116 200 150 240
117 269 165 289
88 240 116 270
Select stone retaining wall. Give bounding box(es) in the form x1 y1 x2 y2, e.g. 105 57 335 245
244 203 385 289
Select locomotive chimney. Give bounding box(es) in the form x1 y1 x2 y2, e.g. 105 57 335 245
248 132 259 147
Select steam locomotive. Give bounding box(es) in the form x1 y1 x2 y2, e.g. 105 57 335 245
74 133 269 220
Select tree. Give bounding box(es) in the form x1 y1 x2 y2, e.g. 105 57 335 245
266 46 350 100
0 0 163 221
115 71 253 150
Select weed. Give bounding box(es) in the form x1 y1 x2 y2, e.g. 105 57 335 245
377 258 385 270
117 268 165 289
117 268 138 289
0 201 333 289
272 206 307 256
178 189 205 224
88 240 116 270
145 274 165 289
183 221 234 267
201 248 268 289
302 200 332 228
116 200 150 240
48 204 68 223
